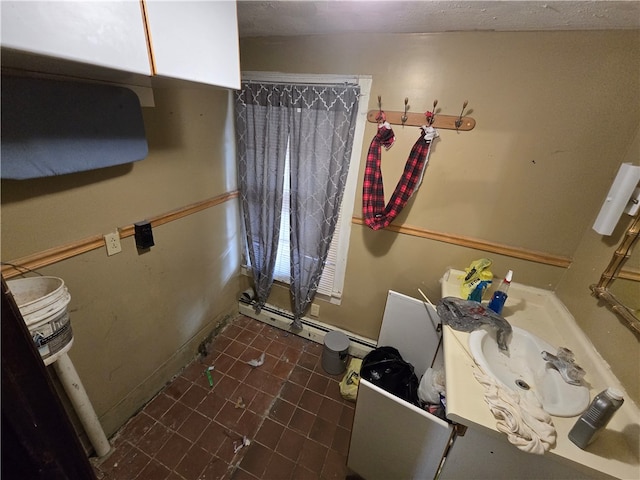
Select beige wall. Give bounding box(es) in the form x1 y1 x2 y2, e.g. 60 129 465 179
1 85 242 435
239 31 640 404
556 128 640 403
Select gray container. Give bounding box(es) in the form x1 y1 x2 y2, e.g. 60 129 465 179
322 331 350 375
568 387 624 449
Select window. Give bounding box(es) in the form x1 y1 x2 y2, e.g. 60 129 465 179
241 72 372 303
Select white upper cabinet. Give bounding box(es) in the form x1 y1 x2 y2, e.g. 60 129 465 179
1 1 151 75
143 0 240 89
1 1 240 89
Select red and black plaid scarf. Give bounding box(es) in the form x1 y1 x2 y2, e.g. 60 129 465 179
363 124 435 230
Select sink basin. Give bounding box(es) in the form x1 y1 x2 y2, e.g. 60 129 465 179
469 326 589 417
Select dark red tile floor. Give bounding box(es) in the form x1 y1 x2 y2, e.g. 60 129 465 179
92 315 357 480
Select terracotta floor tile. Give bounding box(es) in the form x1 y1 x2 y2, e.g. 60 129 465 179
138 422 172 457
212 374 240 400
331 426 351 456
164 376 193 401
235 328 258 346
214 399 245 430
280 381 304 405
108 445 151 480
136 458 171 480
249 334 272 352
233 382 258 409
155 432 191 470
210 352 235 375
272 358 295 379
289 365 312 387
180 384 210 409
299 351 319 370
244 319 265 335
197 455 230 480
322 448 349 479
230 468 260 480
307 373 330 395
96 315 355 480
299 389 323 415
289 407 315 435
236 408 262 439
144 393 175 420
194 420 228 456
159 400 192 431
269 398 295 425
338 404 355 430
298 438 328 473
265 452 295 480
275 427 305 462
317 397 343 424
247 390 275 417
254 417 284 450
293 464 321 480
177 410 211 443
196 392 227 420
282 345 303 364
117 411 155 446
238 442 272 479
222 324 243 339
309 416 337 448
265 339 288 359
227 360 253 381
175 444 213 480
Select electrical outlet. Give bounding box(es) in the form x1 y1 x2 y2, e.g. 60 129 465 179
310 303 320 317
104 231 122 256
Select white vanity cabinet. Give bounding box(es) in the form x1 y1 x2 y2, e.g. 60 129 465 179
0 1 240 89
348 290 603 480
0 1 151 75
348 291 453 480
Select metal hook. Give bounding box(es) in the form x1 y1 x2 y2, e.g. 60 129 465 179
425 99 438 126
401 97 409 126
455 100 469 130
376 95 385 123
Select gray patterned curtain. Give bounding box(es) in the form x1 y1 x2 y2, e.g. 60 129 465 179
288 85 360 327
235 83 289 312
235 81 360 327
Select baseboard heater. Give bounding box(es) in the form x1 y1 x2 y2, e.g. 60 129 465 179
238 299 376 359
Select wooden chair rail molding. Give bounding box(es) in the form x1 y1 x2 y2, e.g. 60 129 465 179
1 191 239 280
351 216 572 268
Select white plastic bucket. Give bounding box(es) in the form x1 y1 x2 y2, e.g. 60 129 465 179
7 276 74 364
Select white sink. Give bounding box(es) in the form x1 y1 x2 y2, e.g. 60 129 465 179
469 326 589 417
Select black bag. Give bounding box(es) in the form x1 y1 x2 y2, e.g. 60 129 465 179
360 346 420 406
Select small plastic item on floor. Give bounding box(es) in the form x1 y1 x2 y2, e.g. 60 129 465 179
233 436 251 454
235 396 246 409
340 358 363 402
205 366 214 387
246 352 265 367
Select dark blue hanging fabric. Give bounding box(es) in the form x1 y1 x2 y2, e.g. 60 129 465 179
1 75 148 179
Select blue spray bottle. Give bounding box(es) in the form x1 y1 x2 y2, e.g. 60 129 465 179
488 270 512 315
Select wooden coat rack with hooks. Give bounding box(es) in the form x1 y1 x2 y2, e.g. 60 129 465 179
367 97 476 131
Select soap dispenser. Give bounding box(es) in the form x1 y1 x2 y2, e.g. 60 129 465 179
488 270 512 315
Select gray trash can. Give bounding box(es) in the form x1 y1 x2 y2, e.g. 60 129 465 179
322 330 350 375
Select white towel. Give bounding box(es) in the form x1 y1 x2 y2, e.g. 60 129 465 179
473 369 556 455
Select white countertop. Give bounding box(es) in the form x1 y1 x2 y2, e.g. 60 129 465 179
441 269 639 480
